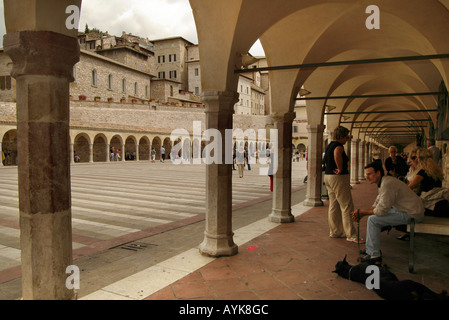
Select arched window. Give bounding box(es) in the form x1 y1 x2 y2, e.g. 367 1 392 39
122 78 126 93
108 74 113 90
92 69 97 87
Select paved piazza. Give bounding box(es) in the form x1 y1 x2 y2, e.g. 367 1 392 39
0 160 307 275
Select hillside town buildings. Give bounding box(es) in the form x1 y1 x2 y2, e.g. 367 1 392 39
0 30 308 166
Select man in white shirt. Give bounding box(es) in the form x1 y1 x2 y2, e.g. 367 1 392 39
351 162 424 263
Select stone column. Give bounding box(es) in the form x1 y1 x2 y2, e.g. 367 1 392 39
89 143 93 163
69 143 74 164
4 31 80 300
350 139 360 184
0 142 3 166
106 143 110 162
199 91 239 257
365 142 371 166
304 124 325 206
358 140 365 180
268 111 295 223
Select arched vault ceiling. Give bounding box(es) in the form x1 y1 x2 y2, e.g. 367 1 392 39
327 73 437 112
190 0 449 145
257 0 449 145
191 0 356 91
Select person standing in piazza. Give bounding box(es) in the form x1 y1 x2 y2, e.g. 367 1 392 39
236 146 245 178
323 126 361 244
151 148 156 163
161 146 165 162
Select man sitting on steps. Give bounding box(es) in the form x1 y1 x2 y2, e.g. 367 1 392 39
351 161 424 263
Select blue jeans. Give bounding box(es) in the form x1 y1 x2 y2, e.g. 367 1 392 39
366 208 422 257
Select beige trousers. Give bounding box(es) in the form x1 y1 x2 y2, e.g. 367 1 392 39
324 174 356 238
237 164 244 178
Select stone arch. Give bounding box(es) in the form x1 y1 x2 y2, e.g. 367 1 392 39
297 143 306 152
248 141 256 159
2 129 17 165
163 137 172 159
151 136 162 160
192 137 201 160
74 133 91 163
182 137 191 161
110 135 123 161
93 133 108 162
125 135 137 160
139 136 150 161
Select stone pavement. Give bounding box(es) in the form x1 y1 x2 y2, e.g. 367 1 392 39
0 160 306 299
79 175 449 301
134 181 449 301
1 160 449 301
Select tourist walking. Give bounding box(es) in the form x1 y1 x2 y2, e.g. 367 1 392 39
161 146 165 162
151 148 156 163
236 146 245 178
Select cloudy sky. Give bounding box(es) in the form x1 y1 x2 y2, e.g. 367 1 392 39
0 0 264 55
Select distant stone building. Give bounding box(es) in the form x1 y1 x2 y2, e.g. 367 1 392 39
186 44 201 96
151 37 201 105
71 49 153 103
0 31 307 166
79 31 155 75
0 50 14 102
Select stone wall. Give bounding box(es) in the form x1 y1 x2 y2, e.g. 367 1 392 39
71 50 152 103
1 101 273 137
0 52 15 102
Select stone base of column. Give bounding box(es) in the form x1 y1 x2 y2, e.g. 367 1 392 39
303 198 324 207
20 210 74 300
268 209 294 223
199 231 238 257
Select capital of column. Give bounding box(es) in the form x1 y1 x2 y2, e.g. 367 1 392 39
306 124 326 134
201 90 239 114
271 111 296 123
3 31 80 81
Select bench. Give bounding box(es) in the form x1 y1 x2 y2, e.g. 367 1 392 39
408 216 449 273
